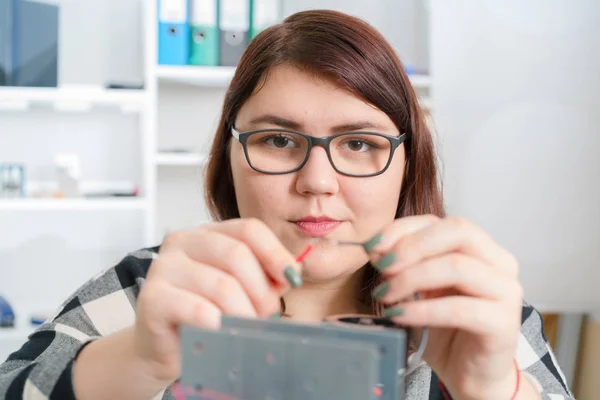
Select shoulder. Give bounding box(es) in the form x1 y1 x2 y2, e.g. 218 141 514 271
519 300 546 334
43 246 161 336
114 246 161 284
517 300 574 397
518 300 550 356
83 245 161 295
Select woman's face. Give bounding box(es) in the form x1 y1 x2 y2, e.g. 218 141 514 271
231 65 406 283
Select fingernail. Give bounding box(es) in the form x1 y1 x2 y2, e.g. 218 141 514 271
284 266 303 288
374 252 396 271
372 281 390 300
383 307 405 318
363 233 383 253
269 312 281 320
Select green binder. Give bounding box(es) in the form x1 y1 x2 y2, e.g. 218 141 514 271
189 0 219 66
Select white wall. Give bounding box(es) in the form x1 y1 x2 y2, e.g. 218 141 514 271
282 0 428 70
430 0 600 311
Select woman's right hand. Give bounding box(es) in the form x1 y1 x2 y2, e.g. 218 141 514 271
133 218 302 385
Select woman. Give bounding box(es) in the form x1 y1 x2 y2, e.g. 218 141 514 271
0 9 573 400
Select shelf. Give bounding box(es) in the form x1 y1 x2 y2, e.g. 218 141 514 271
0 306 39 345
156 66 236 88
0 325 34 343
0 198 148 211
419 97 433 109
0 86 146 113
408 74 432 89
155 152 207 166
156 66 431 90
0 310 42 363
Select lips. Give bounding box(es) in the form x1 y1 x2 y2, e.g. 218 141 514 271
294 216 342 237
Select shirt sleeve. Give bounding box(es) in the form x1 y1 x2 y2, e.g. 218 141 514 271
0 248 158 400
517 302 575 399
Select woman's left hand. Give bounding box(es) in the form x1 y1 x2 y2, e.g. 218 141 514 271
367 215 525 400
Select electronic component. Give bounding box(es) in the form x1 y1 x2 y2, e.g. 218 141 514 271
179 315 409 400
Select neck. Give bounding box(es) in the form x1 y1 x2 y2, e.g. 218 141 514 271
281 266 372 322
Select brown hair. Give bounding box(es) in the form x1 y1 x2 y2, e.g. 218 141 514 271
205 9 445 315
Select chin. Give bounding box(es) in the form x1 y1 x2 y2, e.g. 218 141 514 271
301 249 367 282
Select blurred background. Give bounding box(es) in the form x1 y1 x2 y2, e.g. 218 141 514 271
0 0 598 397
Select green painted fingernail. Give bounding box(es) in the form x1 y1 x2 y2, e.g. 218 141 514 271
284 266 303 288
375 252 396 271
372 282 390 300
383 307 405 318
270 312 281 320
363 233 383 253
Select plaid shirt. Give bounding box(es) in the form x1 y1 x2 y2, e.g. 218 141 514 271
0 247 575 399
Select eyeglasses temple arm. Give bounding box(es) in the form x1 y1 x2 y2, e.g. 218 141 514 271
231 126 241 140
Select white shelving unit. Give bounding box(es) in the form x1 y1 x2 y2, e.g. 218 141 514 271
0 82 152 238
0 86 145 113
0 198 148 211
407 74 431 89
0 0 152 353
156 65 236 88
156 64 431 92
155 152 207 166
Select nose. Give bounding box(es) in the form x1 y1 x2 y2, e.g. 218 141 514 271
295 146 340 196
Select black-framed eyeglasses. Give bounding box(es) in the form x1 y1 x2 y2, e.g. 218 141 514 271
231 126 407 177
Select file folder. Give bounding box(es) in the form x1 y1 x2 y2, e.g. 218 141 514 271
218 0 249 66
13 0 59 87
158 0 191 65
249 0 281 40
0 0 15 86
189 0 218 66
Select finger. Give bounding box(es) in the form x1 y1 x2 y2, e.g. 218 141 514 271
373 253 523 304
141 281 222 331
382 217 518 277
204 218 303 288
153 250 261 318
161 228 285 314
382 296 521 336
366 215 440 260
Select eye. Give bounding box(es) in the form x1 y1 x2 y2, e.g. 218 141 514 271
264 135 296 149
342 139 373 152
337 134 387 153
346 140 369 152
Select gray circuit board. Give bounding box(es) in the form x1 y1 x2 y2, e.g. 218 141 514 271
179 317 408 400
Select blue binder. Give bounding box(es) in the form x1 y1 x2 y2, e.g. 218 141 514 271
12 0 59 87
158 0 191 65
0 0 16 86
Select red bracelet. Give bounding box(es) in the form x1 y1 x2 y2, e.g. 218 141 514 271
512 359 521 399
438 359 520 400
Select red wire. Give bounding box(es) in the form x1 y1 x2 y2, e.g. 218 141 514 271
295 244 313 263
438 359 520 400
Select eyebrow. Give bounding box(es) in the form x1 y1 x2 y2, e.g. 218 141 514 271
248 114 387 133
